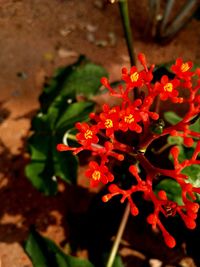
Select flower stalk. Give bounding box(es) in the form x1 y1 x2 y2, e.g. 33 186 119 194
106 203 130 267
118 0 139 99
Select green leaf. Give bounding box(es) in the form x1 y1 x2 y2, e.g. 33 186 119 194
25 162 58 195
155 179 183 205
25 133 78 195
103 253 124 267
52 136 78 184
182 165 200 187
25 230 47 267
25 230 95 267
164 111 182 125
111 255 124 267
55 102 94 130
62 61 107 98
190 117 200 132
26 58 107 194
40 56 107 113
167 136 183 146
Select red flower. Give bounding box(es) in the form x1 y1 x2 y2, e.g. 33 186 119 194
75 122 99 147
154 75 180 101
171 58 193 80
98 104 120 137
122 66 143 89
85 161 114 187
119 106 142 133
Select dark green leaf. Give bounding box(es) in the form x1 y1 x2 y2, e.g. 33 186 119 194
40 56 107 113
59 61 107 98
103 253 124 267
52 136 78 184
26 58 106 194
25 134 58 195
25 161 58 195
55 102 94 130
25 134 78 195
25 230 94 267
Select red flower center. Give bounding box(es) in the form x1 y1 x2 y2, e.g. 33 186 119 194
164 82 173 92
130 72 139 82
92 170 101 180
124 114 135 124
181 63 189 72
84 129 93 139
104 119 113 128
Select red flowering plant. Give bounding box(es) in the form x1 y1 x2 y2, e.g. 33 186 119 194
57 53 200 249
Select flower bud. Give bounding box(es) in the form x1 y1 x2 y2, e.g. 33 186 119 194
57 144 69 151
186 202 199 213
170 146 179 158
129 165 138 175
184 217 196 229
164 233 176 248
131 206 139 216
121 67 128 75
108 184 120 193
147 214 157 225
101 77 109 86
102 194 112 202
183 137 194 147
158 190 167 200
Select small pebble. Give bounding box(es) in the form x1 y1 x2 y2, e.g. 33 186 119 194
95 39 108 47
94 0 104 9
87 32 95 43
149 258 162 267
86 24 98 33
16 72 28 80
108 31 117 46
57 48 77 58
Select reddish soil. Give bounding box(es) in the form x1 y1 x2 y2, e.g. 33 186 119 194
0 0 200 266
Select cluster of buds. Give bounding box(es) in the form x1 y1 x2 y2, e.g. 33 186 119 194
57 54 200 248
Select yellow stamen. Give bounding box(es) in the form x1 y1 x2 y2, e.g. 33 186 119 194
109 108 117 114
124 114 135 124
105 119 113 128
92 170 101 180
130 72 139 82
181 63 189 72
84 129 93 139
164 82 173 92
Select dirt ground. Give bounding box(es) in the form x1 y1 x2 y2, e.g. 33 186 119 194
0 0 200 266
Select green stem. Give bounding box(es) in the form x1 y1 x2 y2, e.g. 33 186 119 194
106 203 130 267
118 0 135 66
118 0 139 99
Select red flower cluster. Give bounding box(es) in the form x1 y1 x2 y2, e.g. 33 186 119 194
57 54 200 248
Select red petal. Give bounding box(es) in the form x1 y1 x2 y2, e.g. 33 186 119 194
89 161 99 169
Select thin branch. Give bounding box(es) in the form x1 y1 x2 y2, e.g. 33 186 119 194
106 203 130 267
118 0 139 99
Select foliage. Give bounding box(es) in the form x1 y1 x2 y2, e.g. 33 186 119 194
25 229 95 267
25 56 107 195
